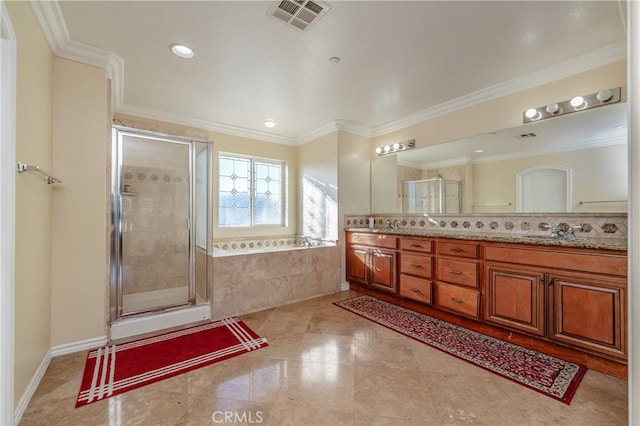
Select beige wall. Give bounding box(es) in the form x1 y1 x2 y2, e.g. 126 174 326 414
473 144 628 213
114 114 298 240
297 131 338 239
7 1 53 407
336 130 371 282
372 61 627 153
337 130 371 221
50 57 109 346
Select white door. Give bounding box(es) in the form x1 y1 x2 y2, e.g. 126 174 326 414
517 167 571 212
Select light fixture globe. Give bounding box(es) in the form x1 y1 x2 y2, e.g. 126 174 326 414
525 108 541 120
597 89 613 102
570 96 586 110
546 103 561 114
263 119 276 128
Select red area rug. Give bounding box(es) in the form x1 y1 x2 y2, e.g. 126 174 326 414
76 318 268 407
335 295 586 404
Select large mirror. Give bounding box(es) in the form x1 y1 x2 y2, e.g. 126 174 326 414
371 102 628 214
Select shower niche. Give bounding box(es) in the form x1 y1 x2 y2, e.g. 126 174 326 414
402 178 462 214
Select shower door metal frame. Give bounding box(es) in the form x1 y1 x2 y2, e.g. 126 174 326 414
110 126 212 322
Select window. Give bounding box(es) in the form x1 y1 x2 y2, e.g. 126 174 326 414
218 154 285 227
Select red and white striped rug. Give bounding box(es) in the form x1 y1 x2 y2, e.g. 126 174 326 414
335 295 586 404
76 318 268 407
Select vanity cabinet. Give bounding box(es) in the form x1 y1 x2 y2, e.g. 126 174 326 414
345 230 628 372
484 244 627 360
435 241 480 319
485 264 546 336
548 273 626 359
346 233 398 294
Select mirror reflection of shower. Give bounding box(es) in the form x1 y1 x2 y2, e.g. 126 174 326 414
110 127 212 321
402 178 461 214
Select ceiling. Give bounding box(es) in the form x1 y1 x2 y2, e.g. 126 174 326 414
54 1 627 143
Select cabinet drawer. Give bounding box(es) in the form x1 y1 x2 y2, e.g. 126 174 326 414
399 275 432 304
400 253 433 278
349 233 397 249
438 241 479 258
485 245 626 277
400 238 433 253
437 258 478 288
437 282 479 318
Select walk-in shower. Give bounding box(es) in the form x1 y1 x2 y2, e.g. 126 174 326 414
110 127 212 338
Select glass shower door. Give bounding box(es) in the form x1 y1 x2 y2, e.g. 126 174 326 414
114 130 194 317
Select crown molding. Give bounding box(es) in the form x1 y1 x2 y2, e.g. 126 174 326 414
334 120 372 138
371 40 627 137
30 1 124 107
295 120 371 145
115 104 297 146
295 121 339 145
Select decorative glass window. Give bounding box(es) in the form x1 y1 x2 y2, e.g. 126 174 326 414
218 154 285 227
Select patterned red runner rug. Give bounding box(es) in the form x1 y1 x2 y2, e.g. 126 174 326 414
335 295 586 404
76 318 268 407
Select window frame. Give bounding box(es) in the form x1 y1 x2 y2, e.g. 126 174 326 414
217 152 286 228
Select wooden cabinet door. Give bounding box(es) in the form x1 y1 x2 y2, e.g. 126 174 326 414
548 273 626 359
346 246 369 285
485 264 546 336
370 249 397 293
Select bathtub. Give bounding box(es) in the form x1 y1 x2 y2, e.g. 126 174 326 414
209 237 341 319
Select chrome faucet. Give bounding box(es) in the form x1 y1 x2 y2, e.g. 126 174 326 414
542 224 582 240
386 220 399 230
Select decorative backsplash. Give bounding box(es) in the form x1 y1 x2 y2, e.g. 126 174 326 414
344 213 627 240
212 235 332 252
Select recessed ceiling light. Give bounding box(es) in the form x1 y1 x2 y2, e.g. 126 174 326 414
263 119 276 128
170 43 195 59
474 149 484 153
329 56 341 64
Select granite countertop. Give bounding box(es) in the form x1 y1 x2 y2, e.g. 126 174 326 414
345 227 628 251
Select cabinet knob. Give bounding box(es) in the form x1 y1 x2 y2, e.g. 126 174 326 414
448 270 462 275
410 264 422 268
410 288 420 293
410 244 422 248
451 297 463 304
450 248 463 252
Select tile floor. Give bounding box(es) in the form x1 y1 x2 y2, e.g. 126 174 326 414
20 290 627 425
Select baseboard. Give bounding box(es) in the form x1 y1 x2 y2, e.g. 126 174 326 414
50 335 108 357
14 348 51 425
110 303 211 340
14 335 109 424
340 281 350 291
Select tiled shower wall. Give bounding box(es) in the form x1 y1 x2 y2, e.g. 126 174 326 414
122 166 190 294
345 213 628 240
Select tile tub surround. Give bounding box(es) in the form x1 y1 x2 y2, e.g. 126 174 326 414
210 238 341 319
346 213 627 243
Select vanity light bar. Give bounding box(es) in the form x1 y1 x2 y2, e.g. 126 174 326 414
375 139 416 156
522 87 621 124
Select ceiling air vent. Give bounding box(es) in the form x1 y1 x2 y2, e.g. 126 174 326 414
269 0 330 31
516 132 538 139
